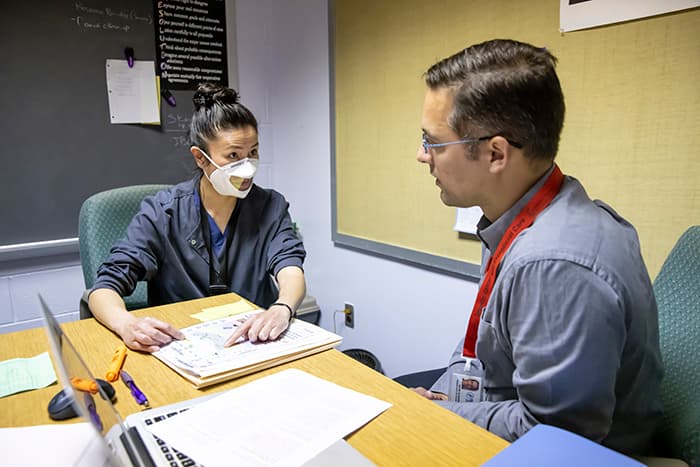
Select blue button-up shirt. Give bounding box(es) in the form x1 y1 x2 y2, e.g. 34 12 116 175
432 167 663 455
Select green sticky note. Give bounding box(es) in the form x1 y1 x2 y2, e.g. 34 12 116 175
0 352 57 398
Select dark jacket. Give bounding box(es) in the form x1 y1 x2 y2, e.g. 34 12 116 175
93 177 305 308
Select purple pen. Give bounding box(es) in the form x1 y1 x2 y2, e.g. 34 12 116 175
84 392 104 432
161 89 177 107
120 370 150 408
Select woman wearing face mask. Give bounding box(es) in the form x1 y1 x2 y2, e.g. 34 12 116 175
88 83 306 353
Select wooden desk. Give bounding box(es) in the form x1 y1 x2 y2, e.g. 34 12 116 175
0 294 507 466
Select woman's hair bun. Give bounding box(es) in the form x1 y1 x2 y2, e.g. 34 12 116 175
192 83 240 110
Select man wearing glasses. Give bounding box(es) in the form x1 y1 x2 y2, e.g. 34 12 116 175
413 39 662 455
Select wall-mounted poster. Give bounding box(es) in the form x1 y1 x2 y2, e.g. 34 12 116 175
153 0 228 90
560 0 700 32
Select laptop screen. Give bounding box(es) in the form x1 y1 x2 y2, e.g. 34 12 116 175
40 294 142 467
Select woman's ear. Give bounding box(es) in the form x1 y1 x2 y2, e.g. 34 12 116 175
190 146 208 169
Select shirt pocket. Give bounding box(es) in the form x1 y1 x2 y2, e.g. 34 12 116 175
477 306 516 392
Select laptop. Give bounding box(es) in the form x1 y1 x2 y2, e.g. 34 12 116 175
40 295 374 467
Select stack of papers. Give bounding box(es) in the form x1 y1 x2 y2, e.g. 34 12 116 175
146 369 391 467
153 311 342 388
2 423 108 466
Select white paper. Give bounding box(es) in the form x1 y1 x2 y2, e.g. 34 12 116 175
105 59 160 124
1 423 111 467
560 0 700 32
146 369 391 467
454 207 483 235
154 311 340 378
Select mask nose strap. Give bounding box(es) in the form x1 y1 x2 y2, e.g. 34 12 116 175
195 146 256 174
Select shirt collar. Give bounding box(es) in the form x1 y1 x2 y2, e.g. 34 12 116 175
477 164 556 253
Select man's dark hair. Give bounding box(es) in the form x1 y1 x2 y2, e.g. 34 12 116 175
424 39 565 160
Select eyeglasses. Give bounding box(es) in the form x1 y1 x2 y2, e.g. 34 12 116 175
421 133 522 154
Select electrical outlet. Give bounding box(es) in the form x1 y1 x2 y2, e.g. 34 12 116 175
344 302 355 328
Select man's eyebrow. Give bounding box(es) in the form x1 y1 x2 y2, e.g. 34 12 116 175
421 129 436 141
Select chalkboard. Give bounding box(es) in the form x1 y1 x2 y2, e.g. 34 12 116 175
0 0 214 247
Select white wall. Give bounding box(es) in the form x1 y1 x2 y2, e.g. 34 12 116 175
0 256 83 333
0 0 480 379
234 0 479 378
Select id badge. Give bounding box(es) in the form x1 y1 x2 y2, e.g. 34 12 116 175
448 358 484 403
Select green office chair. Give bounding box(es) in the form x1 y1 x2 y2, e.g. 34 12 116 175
78 185 170 319
647 226 700 467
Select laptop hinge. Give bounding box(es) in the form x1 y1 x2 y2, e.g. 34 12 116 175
120 427 156 467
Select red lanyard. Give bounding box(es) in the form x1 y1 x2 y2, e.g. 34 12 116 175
462 164 564 358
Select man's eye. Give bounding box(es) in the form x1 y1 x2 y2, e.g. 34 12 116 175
250 149 259 157
228 153 239 159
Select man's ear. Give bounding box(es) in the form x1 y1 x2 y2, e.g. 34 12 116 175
486 136 512 174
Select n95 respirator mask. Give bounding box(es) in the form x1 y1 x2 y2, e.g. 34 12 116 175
198 149 258 198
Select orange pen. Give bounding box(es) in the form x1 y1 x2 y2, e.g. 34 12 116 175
71 376 98 394
105 345 128 382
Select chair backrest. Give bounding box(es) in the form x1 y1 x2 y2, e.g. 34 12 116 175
653 226 700 466
78 185 170 314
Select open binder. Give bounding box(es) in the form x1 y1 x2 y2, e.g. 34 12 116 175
153 310 342 388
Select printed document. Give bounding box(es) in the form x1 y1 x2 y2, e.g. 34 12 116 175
105 59 160 124
146 369 391 467
153 312 342 387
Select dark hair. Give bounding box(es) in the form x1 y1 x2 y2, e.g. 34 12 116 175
189 83 258 151
424 39 565 160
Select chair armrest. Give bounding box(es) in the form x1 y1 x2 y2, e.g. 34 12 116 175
635 456 689 467
79 290 93 320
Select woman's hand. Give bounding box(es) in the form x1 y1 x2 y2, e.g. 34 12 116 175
223 304 291 347
89 288 184 353
117 314 185 353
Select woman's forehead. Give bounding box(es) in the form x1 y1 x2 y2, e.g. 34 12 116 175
211 125 258 148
